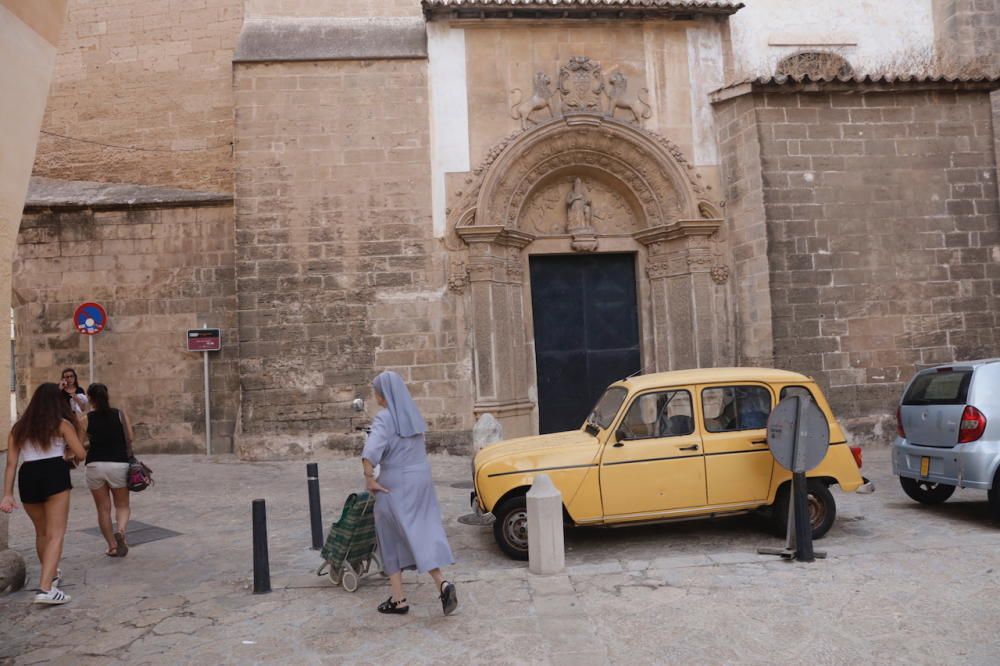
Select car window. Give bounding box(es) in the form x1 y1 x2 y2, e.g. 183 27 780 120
702 385 772 433
780 385 815 402
589 387 628 429
903 370 973 405
619 390 693 440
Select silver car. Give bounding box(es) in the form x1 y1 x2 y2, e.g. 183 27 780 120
892 359 1000 519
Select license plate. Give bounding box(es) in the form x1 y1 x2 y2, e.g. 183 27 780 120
920 456 930 477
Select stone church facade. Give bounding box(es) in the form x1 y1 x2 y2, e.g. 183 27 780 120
14 0 1000 456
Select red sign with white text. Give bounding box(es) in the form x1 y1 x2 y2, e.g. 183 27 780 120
187 329 221 352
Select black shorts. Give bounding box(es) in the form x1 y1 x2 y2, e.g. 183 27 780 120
18 457 72 504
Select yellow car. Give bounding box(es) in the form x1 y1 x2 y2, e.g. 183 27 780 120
471 368 869 559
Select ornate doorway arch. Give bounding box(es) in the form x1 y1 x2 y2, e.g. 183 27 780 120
449 114 731 437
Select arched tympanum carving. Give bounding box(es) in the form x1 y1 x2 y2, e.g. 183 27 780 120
456 115 702 234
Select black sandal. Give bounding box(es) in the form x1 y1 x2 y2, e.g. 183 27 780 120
377 596 409 615
439 581 458 616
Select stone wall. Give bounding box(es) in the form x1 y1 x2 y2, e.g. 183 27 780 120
245 0 421 18
13 192 239 453
933 0 1000 71
232 58 470 458
751 86 999 440
31 0 243 191
714 94 773 367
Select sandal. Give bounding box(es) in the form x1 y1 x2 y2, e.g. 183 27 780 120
377 596 409 615
105 547 117 557
439 581 458 616
114 532 128 558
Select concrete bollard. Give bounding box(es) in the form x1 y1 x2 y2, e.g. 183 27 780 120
526 474 565 575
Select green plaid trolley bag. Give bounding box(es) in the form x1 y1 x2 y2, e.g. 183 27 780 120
316 491 382 592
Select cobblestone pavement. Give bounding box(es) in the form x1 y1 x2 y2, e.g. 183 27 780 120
1 449 999 664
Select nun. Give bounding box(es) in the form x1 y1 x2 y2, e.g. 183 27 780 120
362 370 458 615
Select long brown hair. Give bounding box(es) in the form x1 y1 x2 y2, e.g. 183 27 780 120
87 383 112 413
61 367 80 391
12 383 73 451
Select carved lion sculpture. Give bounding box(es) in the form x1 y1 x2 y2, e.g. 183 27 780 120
510 72 557 129
606 72 651 124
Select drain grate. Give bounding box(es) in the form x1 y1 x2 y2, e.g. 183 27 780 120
80 520 182 546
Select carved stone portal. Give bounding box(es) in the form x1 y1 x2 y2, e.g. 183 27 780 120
452 114 730 437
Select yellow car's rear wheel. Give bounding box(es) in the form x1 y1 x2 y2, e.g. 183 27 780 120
769 479 836 539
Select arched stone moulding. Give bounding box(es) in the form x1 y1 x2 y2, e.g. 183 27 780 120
454 114 729 437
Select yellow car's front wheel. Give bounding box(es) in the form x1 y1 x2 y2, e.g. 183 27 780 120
493 495 530 561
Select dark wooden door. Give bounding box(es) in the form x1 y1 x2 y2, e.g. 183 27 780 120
530 253 641 434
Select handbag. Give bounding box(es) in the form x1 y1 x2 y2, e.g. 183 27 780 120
127 457 153 492
117 408 153 492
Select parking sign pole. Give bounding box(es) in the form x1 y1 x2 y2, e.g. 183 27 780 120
203 324 211 456
88 335 95 385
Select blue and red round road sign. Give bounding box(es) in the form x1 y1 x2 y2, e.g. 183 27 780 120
74 302 107 335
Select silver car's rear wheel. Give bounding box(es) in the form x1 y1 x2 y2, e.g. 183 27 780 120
988 471 1000 521
900 476 955 504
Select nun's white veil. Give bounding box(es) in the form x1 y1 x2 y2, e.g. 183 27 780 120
372 371 427 437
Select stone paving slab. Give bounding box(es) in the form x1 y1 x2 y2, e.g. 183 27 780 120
1 450 999 664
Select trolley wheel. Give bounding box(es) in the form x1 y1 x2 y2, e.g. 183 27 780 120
327 566 341 585
341 565 359 593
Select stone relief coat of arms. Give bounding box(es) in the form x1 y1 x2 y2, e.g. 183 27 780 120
509 56 652 128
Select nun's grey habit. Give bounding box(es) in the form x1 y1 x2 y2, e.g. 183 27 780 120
362 371 455 575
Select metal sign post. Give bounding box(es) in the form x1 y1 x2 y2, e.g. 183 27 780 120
73 302 108 384
187 327 222 455
758 395 830 562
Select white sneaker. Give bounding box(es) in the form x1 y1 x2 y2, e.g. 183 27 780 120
33 586 71 605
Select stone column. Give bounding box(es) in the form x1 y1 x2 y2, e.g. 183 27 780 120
636 219 724 371
0 1 69 594
457 225 536 438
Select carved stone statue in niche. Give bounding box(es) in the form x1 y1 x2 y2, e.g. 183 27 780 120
565 177 593 232
565 177 599 252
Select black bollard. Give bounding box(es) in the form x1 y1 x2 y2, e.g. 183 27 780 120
792 472 815 562
307 462 323 550
252 499 271 594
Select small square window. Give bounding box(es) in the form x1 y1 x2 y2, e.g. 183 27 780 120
780 385 815 402
702 385 772 433
619 390 693 439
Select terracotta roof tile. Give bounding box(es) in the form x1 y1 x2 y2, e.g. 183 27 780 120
711 73 1000 102
423 0 743 17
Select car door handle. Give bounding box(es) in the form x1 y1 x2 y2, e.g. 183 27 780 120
679 444 699 451
751 439 768 445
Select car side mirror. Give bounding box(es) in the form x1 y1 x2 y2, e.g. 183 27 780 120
614 427 629 446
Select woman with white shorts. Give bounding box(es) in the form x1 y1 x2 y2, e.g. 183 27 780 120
82 383 134 557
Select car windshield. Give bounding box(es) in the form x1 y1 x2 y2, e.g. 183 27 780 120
586 386 627 430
